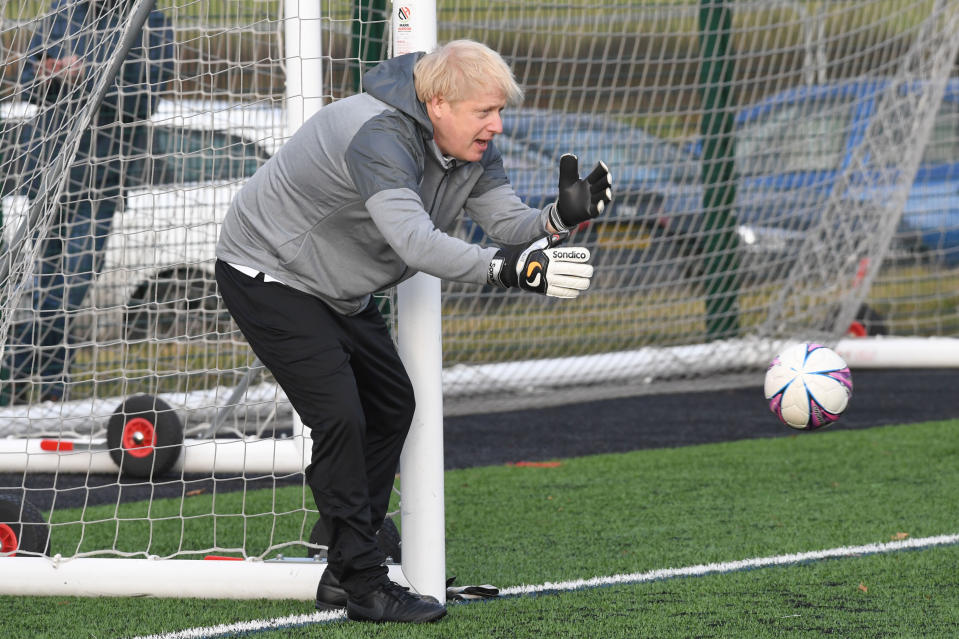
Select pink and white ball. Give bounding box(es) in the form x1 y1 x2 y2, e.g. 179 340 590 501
764 343 853 430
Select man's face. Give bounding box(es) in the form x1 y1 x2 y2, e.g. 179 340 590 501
428 88 507 162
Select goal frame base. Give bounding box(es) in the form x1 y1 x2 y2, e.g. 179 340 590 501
0 556 409 599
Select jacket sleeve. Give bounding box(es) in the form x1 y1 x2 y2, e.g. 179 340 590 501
346 115 500 286
463 143 551 246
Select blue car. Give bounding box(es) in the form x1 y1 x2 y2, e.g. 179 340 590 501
732 79 959 267
478 83 959 285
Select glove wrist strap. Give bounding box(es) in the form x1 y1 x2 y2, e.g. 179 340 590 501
547 203 570 234
488 252 513 288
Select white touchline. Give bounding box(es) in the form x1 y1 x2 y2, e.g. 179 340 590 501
127 533 959 639
499 533 959 596
125 610 346 639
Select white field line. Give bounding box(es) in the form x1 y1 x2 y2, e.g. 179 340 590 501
125 609 346 639
126 533 959 639
499 532 959 596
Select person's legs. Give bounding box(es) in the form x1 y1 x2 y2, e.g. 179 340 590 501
32 189 117 398
214 261 410 597
2 230 63 403
4 157 119 402
347 301 416 533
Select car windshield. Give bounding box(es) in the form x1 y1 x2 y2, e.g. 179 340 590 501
500 111 697 184
736 98 854 175
495 135 550 171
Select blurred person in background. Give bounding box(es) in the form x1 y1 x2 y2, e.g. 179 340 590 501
1 0 174 405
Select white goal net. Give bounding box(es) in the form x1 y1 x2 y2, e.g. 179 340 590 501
1 0 958 597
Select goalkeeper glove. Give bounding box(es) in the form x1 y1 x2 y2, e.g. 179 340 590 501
488 235 593 299
548 153 613 233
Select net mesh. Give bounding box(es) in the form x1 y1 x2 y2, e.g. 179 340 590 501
0 0 957 567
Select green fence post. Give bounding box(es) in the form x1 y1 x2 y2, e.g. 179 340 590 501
698 0 740 339
351 0 388 92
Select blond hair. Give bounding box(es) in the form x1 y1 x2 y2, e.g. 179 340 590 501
414 40 524 106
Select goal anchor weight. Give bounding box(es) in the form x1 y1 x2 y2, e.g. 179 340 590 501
0 387 310 477
106 394 184 478
308 516 402 563
0 394 186 479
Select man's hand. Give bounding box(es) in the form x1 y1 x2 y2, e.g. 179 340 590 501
40 56 83 82
488 235 593 299
548 154 612 233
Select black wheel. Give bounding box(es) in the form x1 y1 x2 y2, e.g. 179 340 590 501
0 494 49 556
308 516 402 563
124 267 234 341
107 395 184 478
848 303 888 337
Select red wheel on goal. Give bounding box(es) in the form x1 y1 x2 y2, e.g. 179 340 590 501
107 395 184 479
0 494 50 556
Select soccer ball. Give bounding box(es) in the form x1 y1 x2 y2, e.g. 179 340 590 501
764 343 853 430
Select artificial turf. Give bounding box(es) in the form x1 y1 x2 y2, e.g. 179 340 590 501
3 419 957 638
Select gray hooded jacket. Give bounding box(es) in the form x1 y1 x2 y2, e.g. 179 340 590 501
215 52 550 315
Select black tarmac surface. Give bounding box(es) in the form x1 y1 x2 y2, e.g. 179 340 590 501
444 368 957 468
2 369 955 511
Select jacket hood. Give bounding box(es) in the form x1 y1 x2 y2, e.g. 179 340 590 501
363 52 433 134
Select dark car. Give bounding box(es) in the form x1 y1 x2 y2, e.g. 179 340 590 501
456 109 700 286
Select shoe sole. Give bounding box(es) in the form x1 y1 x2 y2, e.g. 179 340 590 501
317 592 439 612
347 606 447 623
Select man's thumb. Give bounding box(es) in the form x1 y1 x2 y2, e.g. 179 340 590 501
558 153 580 188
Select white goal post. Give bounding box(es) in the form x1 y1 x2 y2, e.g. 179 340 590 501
392 0 447 604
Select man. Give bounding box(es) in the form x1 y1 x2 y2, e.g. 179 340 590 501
214 40 611 623
3 0 174 404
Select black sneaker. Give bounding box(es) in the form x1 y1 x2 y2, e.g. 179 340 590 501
346 581 447 623
315 569 348 610
316 570 441 611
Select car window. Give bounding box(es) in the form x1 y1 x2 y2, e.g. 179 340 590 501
736 99 854 175
147 125 271 185
546 129 689 173
495 135 550 171
502 112 697 184
921 101 959 166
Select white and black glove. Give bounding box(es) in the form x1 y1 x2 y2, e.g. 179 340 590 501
487 234 593 299
446 576 500 602
547 153 613 233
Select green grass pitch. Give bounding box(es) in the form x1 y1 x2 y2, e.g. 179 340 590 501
2 419 958 638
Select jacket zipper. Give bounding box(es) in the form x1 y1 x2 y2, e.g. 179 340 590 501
382 163 457 291
428 162 456 216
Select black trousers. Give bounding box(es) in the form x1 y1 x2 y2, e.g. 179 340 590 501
215 260 415 596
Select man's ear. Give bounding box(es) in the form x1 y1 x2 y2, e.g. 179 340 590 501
428 95 448 119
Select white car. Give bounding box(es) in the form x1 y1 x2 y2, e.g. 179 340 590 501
1 99 282 342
